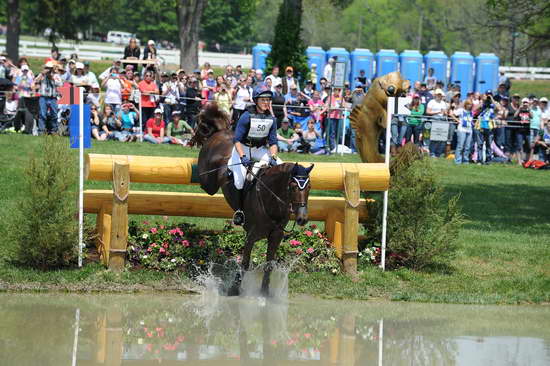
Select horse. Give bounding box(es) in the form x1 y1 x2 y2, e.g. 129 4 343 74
191 103 314 296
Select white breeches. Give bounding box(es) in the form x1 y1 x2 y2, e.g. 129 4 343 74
228 145 283 189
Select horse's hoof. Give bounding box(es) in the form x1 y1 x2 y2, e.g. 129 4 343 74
226 286 240 297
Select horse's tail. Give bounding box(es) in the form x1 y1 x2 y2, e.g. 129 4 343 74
189 102 231 147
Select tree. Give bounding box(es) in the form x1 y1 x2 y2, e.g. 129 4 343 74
6 0 20 61
266 0 309 81
177 0 208 70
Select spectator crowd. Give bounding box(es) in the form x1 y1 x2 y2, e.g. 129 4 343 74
0 42 549 164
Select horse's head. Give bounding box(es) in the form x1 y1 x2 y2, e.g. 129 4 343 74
290 163 314 226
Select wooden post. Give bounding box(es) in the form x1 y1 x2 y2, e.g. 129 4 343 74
343 168 359 275
109 162 129 271
96 203 112 266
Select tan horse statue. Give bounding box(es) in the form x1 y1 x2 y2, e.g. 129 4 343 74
350 71 410 163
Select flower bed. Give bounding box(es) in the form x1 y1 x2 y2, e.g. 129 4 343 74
127 219 341 274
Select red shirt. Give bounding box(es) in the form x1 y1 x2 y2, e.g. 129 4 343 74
146 118 165 138
138 80 158 108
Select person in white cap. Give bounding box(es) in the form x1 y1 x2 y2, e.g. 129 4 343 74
426 88 449 157
143 108 170 144
143 40 157 60
70 62 89 87
32 61 63 135
324 57 335 83
264 65 282 92
15 64 34 98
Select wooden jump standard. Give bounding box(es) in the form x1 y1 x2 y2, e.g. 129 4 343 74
84 154 390 273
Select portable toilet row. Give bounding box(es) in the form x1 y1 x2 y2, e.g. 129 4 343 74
474 53 499 94
306 46 326 90
252 43 271 71
350 49 374 87
424 51 448 85
450 52 475 97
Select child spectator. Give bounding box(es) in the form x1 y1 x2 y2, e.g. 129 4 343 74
144 108 169 144
277 119 299 152
453 100 474 164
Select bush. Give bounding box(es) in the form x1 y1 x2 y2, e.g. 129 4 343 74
363 144 464 270
127 219 340 274
9 136 79 269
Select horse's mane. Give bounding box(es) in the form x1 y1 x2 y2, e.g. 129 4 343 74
189 102 231 147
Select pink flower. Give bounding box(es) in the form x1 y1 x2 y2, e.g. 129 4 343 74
143 221 150 226
147 247 152 252
150 227 158 234
176 227 183 236
169 229 177 235
305 230 313 237
307 247 314 254
198 240 206 247
146 332 153 338
159 225 165 230
290 239 301 247
159 247 166 254
317 233 323 238
295 248 303 255
271 340 277 345
162 242 169 249
182 240 190 247
286 338 296 345
304 333 311 338
216 248 224 255
236 255 242 263
151 243 157 247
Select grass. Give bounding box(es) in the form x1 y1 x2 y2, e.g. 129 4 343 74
0 134 549 304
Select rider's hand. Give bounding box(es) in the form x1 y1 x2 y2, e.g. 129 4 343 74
269 155 278 167
241 156 253 168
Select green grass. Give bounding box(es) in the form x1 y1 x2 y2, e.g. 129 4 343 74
0 134 549 304
510 80 550 98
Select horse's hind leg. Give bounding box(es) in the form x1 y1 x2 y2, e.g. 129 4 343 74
261 230 284 297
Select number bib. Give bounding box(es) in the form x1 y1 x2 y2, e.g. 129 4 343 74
248 117 273 140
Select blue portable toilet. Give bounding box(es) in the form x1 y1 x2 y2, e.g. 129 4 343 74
306 46 326 90
350 48 374 87
424 51 448 85
326 47 350 85
252 43 271 71
474 53 500 93
375 49 398 77
450 51 475 97
399 50 423 84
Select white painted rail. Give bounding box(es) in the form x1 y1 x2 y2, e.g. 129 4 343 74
499 66 550 80
0 38 252 68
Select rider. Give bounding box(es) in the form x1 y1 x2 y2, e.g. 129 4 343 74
228 84 283 225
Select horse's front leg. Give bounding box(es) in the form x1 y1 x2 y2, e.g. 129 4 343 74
228 233 256 296
261 229 284 297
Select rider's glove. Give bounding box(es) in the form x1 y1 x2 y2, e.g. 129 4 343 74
241 156 253 168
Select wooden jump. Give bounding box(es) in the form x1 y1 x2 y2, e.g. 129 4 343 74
84 154 390 273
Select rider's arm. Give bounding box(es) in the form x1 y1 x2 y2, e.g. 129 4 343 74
233 112 251 156
267 118 278 147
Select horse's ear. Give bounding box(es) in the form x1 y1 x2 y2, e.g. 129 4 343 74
306 164 314 174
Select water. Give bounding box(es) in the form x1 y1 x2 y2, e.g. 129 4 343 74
0 293 548 366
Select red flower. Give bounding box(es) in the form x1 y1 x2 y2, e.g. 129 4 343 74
182 240 190 247
306 247 314 254
216 248 224 255
146 332 153 338
198 240 206 247
310 224 317 229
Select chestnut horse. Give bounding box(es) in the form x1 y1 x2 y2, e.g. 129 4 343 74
191 104 314 296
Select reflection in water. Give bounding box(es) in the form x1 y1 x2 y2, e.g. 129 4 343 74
0 294 549 366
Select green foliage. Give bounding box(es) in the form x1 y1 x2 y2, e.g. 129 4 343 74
9 136 78 269
127 220 340 274
363 144 464 270
266 0 309 80
200 0 256 51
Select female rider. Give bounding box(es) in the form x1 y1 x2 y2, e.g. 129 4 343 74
228 84 283 225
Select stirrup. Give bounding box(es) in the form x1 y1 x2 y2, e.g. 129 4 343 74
233 210 245 226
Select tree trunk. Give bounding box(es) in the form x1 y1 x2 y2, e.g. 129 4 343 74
177 0 208 71
6 0 20 62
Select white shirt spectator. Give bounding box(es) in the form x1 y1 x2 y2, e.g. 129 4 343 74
162 81 180 104
104 78 123 104
323 63 333 83
427 99 447 116
233 86 252 110
265 74 282 92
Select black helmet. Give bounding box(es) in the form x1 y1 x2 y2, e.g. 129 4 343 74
252 84 273 101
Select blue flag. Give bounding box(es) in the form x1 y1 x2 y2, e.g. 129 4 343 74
69 104 91 149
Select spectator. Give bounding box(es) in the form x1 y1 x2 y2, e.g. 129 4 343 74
15 64 33 98
301 119 325 154
302 80 314 99
277 119 299 152
99 60 122 81
529 98 542 160
144 108 169 144
44 46 60 64
90 104 107 140
476 94 496 163
494 96 509 150
453 100 475 164
307 90 325 126
310 64 318 89
424 67 437 90
143 40 157 60
426 88 448 157
214 83 232 116
324 57 335 84
231 77 253 125
184 78 201 128
123 38 141 69
282 66 299 95
0 56 12 79
118 103 139 141
284 86 302 125
535 117 550 162
32 61 62 135
71 62 90 89
355 69 369 90
121 69 139 104
499 71 511 92
406 94 425 146
166 110 194 145
512 98 532 164
253 69 264 87
101 67 124 114
326 88 343 153
200 62 213 80
272 83 286 128
496 83 509 100
202 70 216 102
418 82 433 106
161 72 180 122
224 65 237 89
138 71 159 127
235 65 243 77
101 104 125 141
83 61 98 88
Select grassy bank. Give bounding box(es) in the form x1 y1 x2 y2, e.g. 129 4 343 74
0 134 549 304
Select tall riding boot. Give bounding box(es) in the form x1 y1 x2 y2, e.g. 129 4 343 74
232 188 245 226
